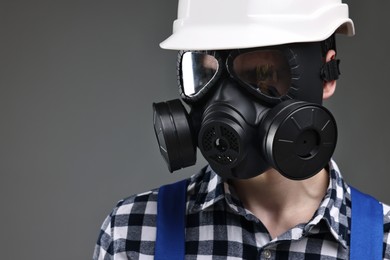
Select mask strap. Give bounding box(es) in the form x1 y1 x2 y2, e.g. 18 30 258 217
321 34 337 57
320 33 340 81
321 59 340 81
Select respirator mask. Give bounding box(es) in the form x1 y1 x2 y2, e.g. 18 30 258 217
153 41 340 180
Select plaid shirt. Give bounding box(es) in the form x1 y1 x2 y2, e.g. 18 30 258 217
94 161 390 259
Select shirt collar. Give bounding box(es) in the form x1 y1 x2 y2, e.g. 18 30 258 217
187 165 226 213
187 160 350 248
303 160 350 248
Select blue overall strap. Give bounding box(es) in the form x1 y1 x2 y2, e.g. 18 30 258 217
155 179 188 260
350 186 383 259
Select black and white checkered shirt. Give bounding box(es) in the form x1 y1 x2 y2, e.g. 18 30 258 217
94 161 390 259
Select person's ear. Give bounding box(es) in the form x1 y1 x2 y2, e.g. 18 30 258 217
323 49 337 100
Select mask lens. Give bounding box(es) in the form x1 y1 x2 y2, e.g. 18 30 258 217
181 52 219 97
232 50 291 97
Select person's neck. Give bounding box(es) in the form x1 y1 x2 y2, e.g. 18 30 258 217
230 168 329 239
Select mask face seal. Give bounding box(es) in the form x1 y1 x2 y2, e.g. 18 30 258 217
153 42 339 180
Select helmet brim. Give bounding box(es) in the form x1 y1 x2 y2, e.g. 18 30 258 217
160 19 354 50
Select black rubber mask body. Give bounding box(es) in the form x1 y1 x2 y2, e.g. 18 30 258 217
153 42 337 180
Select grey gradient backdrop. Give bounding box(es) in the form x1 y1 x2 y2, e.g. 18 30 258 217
1 1 389 259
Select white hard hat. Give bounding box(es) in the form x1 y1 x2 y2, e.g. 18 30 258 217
160 0 355 50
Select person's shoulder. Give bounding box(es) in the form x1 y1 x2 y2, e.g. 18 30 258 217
112 188 159 218
93 188 160 259
109 167 209 217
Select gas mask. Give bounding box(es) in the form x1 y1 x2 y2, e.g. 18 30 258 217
153 42 339 180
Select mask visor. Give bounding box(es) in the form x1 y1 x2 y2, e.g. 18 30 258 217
230 49 292 98
180 52 219 99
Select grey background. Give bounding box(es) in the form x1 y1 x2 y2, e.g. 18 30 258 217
1 1 389 259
